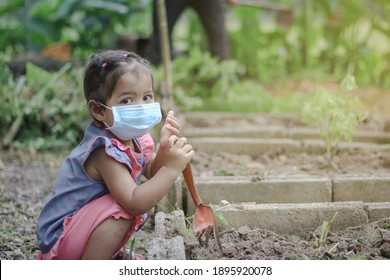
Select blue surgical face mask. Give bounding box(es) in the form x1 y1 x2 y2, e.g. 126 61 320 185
99 102 162 141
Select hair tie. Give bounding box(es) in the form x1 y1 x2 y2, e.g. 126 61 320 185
102 62 107 68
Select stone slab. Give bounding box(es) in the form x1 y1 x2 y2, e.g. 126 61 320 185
333 177 390 202
147 211 187 260
185 126 390 144
217 201 368 237
184 126 286 138
365 202 390 222
190 137 390 156
184 176 332 214
190 137 301 155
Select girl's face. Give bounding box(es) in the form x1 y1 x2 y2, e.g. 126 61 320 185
103 70 154 127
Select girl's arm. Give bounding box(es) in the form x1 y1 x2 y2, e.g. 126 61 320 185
90 135 194 216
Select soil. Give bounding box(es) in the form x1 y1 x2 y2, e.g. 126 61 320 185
190 149 390 178
157 210 390 260
184 219 390 260
0 151 59 260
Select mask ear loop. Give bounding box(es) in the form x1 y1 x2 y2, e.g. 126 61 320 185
94 101 112 128
97 102 112 110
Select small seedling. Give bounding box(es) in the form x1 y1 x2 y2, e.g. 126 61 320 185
187 204 229 231
380 221 390 229
301 87 366 166
122 237 136 260
353 251 366 260
297 254 309 260
210 204 229 227
316 212 338 251
217 170 234 176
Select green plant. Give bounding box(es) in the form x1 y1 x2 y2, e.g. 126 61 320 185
154 48 307 113
210 204 229 228
315 212 338 251
297 254 309 260
0 62 89 150
301 87 366 165
122 237 136 260
228 1 390 88
155 48 243 111
353 251 366 260
217 170 234 176
0 0 150 54
380 221 390 229
186 204 229 231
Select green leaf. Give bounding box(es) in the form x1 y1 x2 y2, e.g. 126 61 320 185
56 0 81 19
82 0 129 14
0 0 25 15
26 63 52 87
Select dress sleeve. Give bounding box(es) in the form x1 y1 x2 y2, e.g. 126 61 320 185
138 133 155 164
89 136 134 172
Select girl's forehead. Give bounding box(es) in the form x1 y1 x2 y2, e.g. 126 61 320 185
111 70 153 97
117 70 152 85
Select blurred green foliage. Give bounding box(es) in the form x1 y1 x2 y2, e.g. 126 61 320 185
1 0 389 150
0 60 89 150
153 48 306 113
0 0 151 56
178 0 390 87
229 0 390 87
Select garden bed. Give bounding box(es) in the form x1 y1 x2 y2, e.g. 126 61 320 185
183 112 390 178
1 111 390 260
186 218 390 260
153 210 390 260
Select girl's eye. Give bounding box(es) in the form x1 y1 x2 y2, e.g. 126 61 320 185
144 95 153 102
122 98 132 104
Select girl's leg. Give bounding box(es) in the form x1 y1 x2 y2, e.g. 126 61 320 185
82 218 134 260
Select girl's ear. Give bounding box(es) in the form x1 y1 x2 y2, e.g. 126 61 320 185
88 100 105 122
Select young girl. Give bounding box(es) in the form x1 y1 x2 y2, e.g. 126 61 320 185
36 50 194 260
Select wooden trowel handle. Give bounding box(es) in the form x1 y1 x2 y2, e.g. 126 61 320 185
182 164 202 207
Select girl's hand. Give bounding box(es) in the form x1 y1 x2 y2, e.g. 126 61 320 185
159 110 180 150
150 110 194 176
164 135 195 173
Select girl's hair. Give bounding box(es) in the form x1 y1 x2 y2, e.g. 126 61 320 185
83 50 153 103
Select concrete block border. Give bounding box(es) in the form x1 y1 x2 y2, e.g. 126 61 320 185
158 176 390 215
216 201 390 236
189 137 390 156
216 201 369 237
183 176 333 213
184 126 390 144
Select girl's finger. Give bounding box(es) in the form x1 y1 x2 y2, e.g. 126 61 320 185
174 137 187 147
182 144 193 153
166 125 180 137
168 135 179 146
166 116 180 130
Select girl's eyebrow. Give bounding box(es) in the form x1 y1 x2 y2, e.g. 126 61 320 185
118 89 153 97
117 91 137 97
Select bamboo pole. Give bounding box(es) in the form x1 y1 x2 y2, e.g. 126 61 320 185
156 0 174 116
